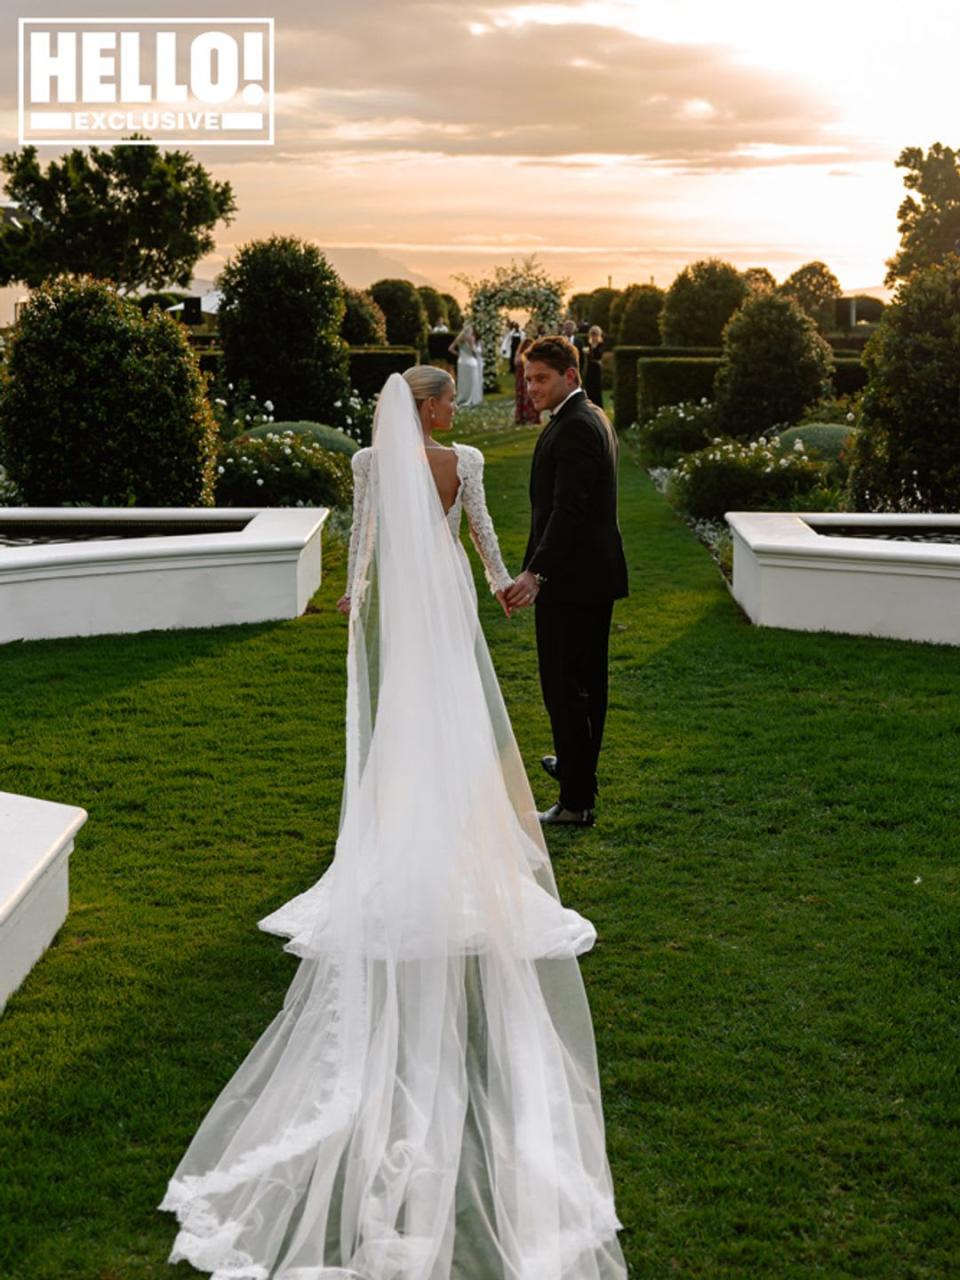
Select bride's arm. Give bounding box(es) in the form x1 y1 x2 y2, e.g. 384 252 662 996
460 448 513 595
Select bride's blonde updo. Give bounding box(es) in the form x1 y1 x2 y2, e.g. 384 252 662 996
403 365 454 405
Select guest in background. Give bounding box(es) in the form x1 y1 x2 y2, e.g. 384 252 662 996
449 322 483 406
514 325 544 424
581 324 606 407
509 322 524 373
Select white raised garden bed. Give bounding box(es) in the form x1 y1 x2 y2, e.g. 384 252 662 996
0 507 328 645
728 511 960 646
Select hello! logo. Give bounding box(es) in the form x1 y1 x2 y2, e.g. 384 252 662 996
19 17 275 146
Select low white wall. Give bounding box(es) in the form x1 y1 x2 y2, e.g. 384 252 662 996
728 511 960 646
0 790 87 1012
0 507 328 644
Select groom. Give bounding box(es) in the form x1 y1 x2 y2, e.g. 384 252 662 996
504 336 629 827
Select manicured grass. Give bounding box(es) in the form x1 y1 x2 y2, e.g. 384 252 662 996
0 399 957 1279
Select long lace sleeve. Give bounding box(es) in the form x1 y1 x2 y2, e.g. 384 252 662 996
460 446 513 594
345 448 372 598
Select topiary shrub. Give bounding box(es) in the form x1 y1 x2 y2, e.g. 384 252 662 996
713 292 834 439
244 419 358 454
441 293 463 332
217 234 351 428
616 283 664 345
849 257 960 510
369 279 429 349
634 400 717 466
776 423 853 461
667 435 821 520
637 358 721 420
660 259 747 346
0 274 217 506
216 432 353 508
341 288 387 346
417 286 448 328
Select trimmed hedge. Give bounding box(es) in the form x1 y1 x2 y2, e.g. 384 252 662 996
613 344 720 427
348 346 419 399
832 357 868 397
637 358 721 421
427 332 457 362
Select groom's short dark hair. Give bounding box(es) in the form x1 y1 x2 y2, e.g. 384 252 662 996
522 336 581 378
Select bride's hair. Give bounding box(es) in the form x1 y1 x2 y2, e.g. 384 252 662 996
402 365 454 404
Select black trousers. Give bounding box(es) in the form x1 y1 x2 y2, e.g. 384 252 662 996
534 597 614 811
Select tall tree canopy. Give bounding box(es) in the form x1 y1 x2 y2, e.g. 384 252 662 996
885 143 960 285
0 139 236 294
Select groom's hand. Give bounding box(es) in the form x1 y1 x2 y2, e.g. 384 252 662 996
504 570 540 610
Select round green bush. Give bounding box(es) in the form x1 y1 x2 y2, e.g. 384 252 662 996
217 235 351 429
341 288 386 346
849 258 960 510
776 423 853 461
244 420 358 454
369 279 429 349
216 433 353 508
660 259 747 346
668 435 821 520
617 283 664 345
713 292 834 439
0 274 217 505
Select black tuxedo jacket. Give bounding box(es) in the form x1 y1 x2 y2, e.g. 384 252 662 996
522 388 629 604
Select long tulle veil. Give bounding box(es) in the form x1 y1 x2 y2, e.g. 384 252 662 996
159 373 628 1279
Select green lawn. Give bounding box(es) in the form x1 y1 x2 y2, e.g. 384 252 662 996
0 399 957 1279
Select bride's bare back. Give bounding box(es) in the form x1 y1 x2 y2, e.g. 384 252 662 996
425 446 461 516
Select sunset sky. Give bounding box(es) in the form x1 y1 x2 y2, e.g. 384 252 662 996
1 0 958 322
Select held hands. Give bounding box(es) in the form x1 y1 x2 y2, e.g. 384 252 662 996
495 587 512 619
335 594 351 616
503 570 541 611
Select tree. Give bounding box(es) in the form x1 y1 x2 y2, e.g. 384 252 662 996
417 285 448 327
779 261 842 332
567 292 593 323
0 139 236 294
440 292 463 331
743 267 777 294
849 257 960 510
369 278 429 348
885 143 960 285
0 274 217 505
615 284 664 345
660 259 747 346
587 286 620 332
713 292 834 438
217 235 350 426
341 287 387 345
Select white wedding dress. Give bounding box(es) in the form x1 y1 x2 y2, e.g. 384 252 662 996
455 339 484 407
158 375 627 1280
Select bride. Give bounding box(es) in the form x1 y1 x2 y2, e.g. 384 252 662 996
158 366 628 1280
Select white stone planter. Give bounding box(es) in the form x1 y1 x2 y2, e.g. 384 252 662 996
0 506 329 645
0 790 87 1012
727 511 960 645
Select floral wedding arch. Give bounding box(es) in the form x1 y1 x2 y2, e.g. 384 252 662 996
454 257 569 391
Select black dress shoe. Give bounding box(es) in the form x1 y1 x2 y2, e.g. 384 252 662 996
541 754 559 780
538 803 595 827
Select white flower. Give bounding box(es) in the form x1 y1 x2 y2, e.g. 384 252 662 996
256 477 264 486
779 457 789 467
334 400 342 408
758 436 767 446
227 382 234 390
914 875 922 885
794 439 805 452
217 464 224 474
296 499 304 506
214 397 227 406
846 411 855 422
226 457 233 464
250 394 257 400
264 399 274 411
